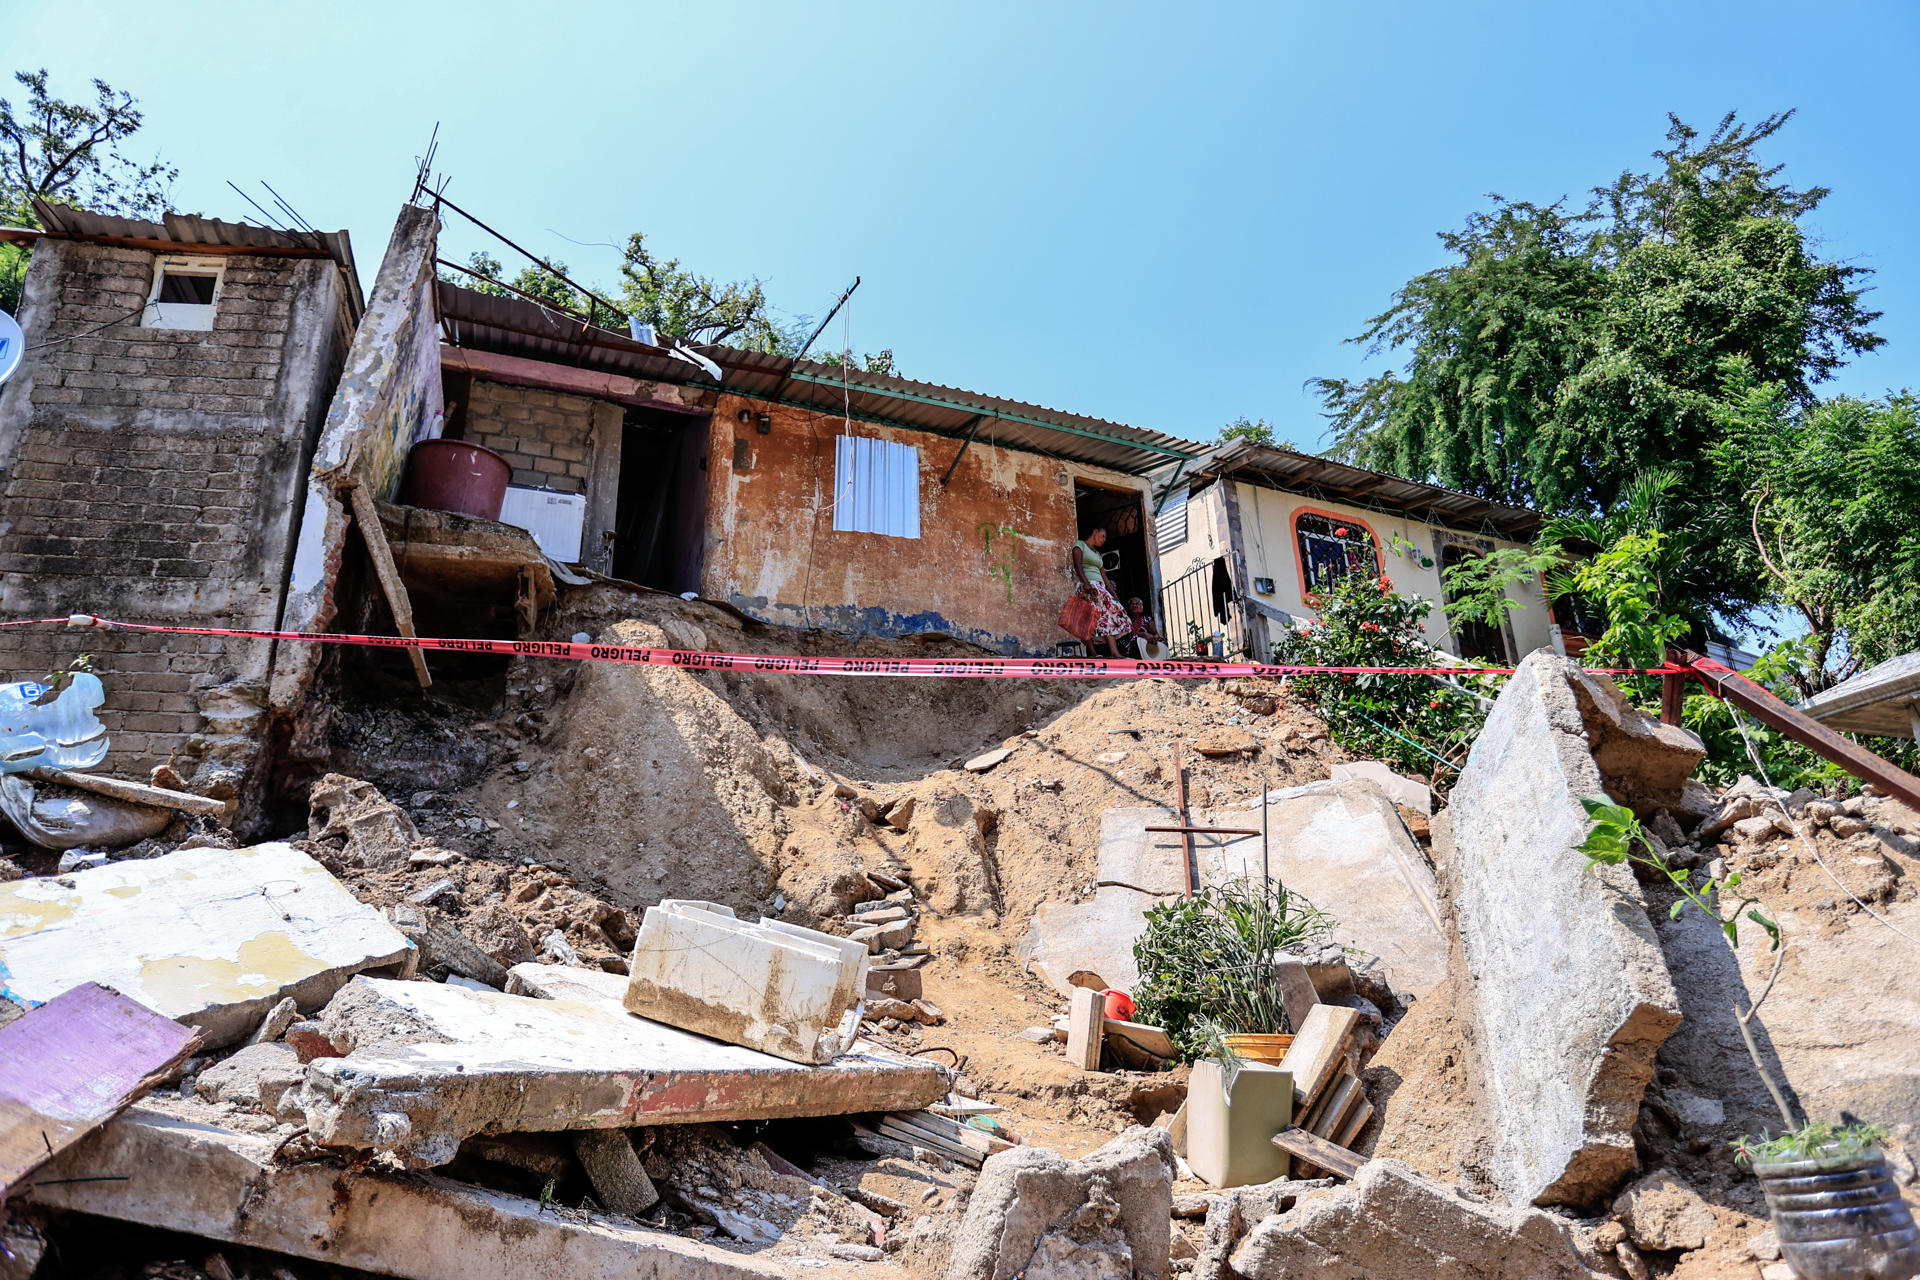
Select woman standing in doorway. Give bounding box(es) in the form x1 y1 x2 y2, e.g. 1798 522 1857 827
1068 526 1130 658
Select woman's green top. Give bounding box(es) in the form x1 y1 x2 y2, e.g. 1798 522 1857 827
1075 541 1104 581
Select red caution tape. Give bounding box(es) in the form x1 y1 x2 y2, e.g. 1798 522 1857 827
18 614 1679 681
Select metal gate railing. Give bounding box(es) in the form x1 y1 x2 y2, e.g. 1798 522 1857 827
1157 558 1248 660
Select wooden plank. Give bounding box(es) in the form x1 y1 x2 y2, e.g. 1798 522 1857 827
0 983 200 1196
877 1119 986 1168
27 768 226 816
1276 1005 1362 1111
1270 1127 1364 1182
348 482 431 688
1066 987 1105 1071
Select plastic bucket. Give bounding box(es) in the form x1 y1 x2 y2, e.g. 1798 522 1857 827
1223 1033 1294 1065
1103 990 1136 1021
1751 1148 1920 1280
401 439 510 520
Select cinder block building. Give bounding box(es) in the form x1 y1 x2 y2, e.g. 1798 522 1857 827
0 202 362 791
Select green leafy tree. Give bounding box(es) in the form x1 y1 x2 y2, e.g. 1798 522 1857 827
1314 112 1881 628
614 231 785 350
1219 415 1276 446
0 69 177 313
1710 372 1920 695
812 347 897 376
444 250 589 313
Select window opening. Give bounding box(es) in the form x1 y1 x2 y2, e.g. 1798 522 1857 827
145 258 224 331
1294 512 1378 593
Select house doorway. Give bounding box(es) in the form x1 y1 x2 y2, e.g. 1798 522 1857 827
1439 544 1512 664
612 407 710 593
1073 481 1153 609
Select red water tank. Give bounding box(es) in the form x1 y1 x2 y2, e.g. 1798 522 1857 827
401 439 510 520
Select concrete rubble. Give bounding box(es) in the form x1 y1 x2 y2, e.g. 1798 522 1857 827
29 1103 819 1280
1442 653 1688 1207
945 1126 1175 1280
294 972 948 1166
0 841 414 1044
1227 1159 1613 1280
625 898 870 1064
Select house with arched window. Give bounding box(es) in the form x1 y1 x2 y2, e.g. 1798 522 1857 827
1151 439 1582 664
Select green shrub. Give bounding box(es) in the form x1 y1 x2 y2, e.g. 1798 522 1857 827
1131 876 1331 1060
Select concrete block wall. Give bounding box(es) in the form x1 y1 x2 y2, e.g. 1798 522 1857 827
0 238 349 778
463 380 596 494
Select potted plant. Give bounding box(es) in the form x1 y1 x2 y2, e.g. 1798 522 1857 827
1132 876 1330 1062
1581 800 1920 1280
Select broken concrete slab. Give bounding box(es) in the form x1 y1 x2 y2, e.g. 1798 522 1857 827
1229 1158 1612 1280
1446 652 1682 1207
946 1126 1175 1280
31 1102 818 1280
193 1041 300 1110
0 982 199 1196
0 842 414 1045
1330 760 1432 817
297 975 947 1167
964 747 1013 773
1036 785 1448 1001
625 899 868 1064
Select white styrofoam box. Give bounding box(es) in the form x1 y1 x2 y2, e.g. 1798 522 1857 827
499 486 586 563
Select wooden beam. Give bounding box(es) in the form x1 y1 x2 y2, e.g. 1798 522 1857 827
1270 1127 1364 1181
27 768 225 817
1687 653 1920 813
1067 986 1106 1071
1276 1005 1362 1112
347 483 431 688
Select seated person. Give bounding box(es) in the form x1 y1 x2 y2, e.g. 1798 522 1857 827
1118 598 1167 658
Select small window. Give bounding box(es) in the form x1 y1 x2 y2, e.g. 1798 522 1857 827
1155 489 1189 554
832 435 920 538
1295 512 1378 593
145 258 225 330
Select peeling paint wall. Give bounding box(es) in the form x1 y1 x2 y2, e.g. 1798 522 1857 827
702 397 1154 655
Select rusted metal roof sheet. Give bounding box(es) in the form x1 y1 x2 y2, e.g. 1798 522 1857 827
435 281 1202 475
1196 439 1543 541
30 200 363 321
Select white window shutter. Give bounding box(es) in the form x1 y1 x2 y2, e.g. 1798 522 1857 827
833 435 921 538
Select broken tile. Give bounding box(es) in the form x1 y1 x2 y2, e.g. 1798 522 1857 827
625 900 867 1064
0 843 414 1046
964 747 1013 773
295 975 948 1167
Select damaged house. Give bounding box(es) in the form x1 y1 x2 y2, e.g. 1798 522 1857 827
0 202 362 803
1154 439 1572 662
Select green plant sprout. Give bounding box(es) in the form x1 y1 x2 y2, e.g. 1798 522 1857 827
1733 1121 1887 1169
1579 796 1805 1135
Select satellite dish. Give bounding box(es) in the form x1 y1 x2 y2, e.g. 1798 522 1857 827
0 311 22 388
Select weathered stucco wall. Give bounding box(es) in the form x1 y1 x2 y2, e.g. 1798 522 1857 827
273 204 440 719
0 236 350 774
702 396 1153 654
1161 480 1553 660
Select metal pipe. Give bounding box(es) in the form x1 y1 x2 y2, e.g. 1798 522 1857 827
940 415 987 486
1173 745 1195 899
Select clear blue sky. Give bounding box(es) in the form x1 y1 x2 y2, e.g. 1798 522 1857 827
11 1 1918 449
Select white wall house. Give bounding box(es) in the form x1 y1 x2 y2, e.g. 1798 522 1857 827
1152 441 1560 663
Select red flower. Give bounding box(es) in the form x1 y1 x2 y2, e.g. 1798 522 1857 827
1333 527 1350 537
1428 700 1440 709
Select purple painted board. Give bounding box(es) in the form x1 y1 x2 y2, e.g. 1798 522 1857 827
0 981 199 1196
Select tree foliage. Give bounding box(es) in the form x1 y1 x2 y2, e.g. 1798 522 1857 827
0 69 175 227
614 232 787 350
1315 112 1882 632
1709 372 1920 693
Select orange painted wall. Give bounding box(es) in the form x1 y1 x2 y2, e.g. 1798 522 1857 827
700 396 1154 654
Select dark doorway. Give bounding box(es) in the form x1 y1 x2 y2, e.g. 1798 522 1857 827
613 408 710 592
1074 482 1153 609
1439 544 1511 664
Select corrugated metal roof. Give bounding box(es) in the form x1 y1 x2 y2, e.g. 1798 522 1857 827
1801 652 1920 739
435 281 1203 475
1195 439 1543 541
30 200 363 322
